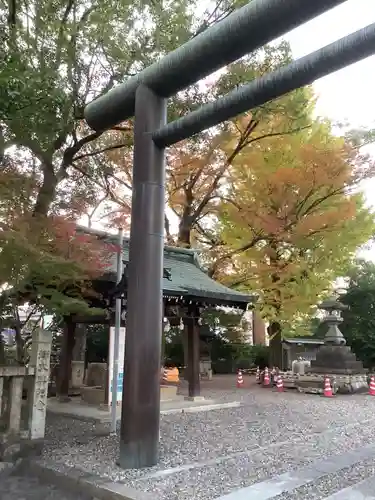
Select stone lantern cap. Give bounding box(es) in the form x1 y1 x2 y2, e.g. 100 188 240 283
319 296 348 313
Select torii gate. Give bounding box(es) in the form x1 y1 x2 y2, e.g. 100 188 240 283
84 0 375 469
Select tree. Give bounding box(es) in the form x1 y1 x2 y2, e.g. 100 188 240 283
341 260 375 369
0 0 251 223
0 201 115 369
0 0 254 354
0 0 252 378
164 47 313 248
216 122 375 366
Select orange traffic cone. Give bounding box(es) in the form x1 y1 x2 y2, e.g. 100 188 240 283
256 367 260 383
237 370 244 388
276 375 284 392
323 377 333 398
369 376 375 396
263 367 270 387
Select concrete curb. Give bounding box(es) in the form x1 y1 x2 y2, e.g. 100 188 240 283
47 400 243 423
0 460 22 479
46 408 107 423
161 401 242 415
24 460 153 500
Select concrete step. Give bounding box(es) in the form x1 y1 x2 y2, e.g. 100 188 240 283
322 476 375 499
215 442 375 500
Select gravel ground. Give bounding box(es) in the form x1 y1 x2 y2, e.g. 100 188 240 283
0 473 90 500
38 388 375 500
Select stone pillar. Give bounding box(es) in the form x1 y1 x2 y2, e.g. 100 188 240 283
28 329 52 441
0 376 3 416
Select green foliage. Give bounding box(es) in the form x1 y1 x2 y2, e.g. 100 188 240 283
163 307 270 372
0 0 258 327
86 324 109 363
250 344 270 368
341 260 375 368
0 0 250 218
201 308 245 342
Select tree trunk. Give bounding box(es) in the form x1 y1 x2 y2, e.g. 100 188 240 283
252 312 267 345
33 164 58 216
14 323 24 365
57 317 76 401
178 223 191 248
268 321 283 369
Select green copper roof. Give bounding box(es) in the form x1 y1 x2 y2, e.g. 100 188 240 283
84 227 252 308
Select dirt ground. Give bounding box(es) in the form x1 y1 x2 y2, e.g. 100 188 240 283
178 373 259 392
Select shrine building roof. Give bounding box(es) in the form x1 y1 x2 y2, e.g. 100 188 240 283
82 227 253 310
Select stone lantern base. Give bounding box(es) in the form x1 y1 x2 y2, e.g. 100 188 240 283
309 345 366 375
294 373 369 395
291 344 368 394
279 371 369 394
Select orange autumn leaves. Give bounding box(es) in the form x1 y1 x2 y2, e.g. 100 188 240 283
223 129 355 239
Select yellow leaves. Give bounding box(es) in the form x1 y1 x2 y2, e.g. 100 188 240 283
218 119 375 324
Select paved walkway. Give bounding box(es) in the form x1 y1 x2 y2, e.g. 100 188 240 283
0 473 90 500
47 395 241 422
4 465 375 500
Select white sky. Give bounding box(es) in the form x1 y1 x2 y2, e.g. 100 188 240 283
285 0 375 127
281 0 375 259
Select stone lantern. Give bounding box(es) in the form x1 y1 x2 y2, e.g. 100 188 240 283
305 296 368 394
319 296 347 346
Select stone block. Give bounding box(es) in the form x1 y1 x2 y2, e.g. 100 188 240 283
294 373 369 395
0 438 21 462
85 363 107 387
80 386 105 406
71 361 85 389
310 345 366 374
160 385 178 401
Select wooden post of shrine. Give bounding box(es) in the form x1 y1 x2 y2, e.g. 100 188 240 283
186 305 202 400
56 316 76 402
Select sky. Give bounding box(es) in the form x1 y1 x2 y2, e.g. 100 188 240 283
283 0 375 232
284 0 375 128
281 0 375 259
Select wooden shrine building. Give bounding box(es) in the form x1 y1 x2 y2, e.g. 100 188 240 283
73 227 253 398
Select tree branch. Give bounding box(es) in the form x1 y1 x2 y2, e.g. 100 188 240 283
73 141 130 162
208 235 263 278
60 131 103 172
244 124 311 147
